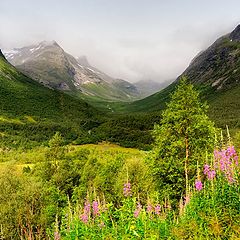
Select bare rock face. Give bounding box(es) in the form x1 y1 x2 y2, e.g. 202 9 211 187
229 24 240 42
58 82 70 90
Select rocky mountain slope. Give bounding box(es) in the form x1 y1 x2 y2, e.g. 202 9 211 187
4 41 139 101
179 24 240 90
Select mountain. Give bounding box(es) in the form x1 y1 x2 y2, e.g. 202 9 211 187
0 48 101 147
134 79 169 97
179 24 240 89
4 41 140 101
121 25 240 128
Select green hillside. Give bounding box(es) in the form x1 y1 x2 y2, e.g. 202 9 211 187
208 85 240 128
118 82 240 129
0 51 102 148
114 82 177 113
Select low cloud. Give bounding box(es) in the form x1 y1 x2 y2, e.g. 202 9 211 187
0 0 239 83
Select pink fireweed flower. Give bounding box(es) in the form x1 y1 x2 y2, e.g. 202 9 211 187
195 180 203 191
154 204 161 215
80 200 91 223
227 146 237 157
80 213 88 224
146 204 153 214
123 182 132 197
92 201 100 217
84 200 91 214
134 202 142 218
203 164 216 180
203 164 210 175
214 146 239 183
207 170 216 180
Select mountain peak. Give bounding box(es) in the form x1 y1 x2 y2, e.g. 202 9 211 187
39 40 60 47
4 42 142 101
76 55 90 67
229 24 240 41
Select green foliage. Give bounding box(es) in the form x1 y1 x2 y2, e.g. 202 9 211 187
0 139 239 239
92 114 159 150
48 132 64 148
0 143 149 238
34 144 152 204
172 150 240 239
58 141 239 240
0 169 64 239
152 78 216 203
46 132 66 161
233 129 240 149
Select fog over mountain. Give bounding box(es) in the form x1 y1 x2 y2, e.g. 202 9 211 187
0 0 239 83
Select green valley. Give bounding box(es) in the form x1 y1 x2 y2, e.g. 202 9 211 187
0 5 240 238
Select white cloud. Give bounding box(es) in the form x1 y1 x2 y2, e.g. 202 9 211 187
0 0 239 83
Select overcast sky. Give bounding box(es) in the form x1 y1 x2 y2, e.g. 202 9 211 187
0 0 239 83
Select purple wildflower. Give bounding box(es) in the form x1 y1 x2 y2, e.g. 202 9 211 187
195 180 203 191
214 146 239 183
80 200 91 224
146 204 153 214
154 204 161 215
203 164 216 180
84 200 91 214
123 182 132 197
207 170 216 180
80 213 88 224
92 201 100 217
203 164 210 175
133 202 142 218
